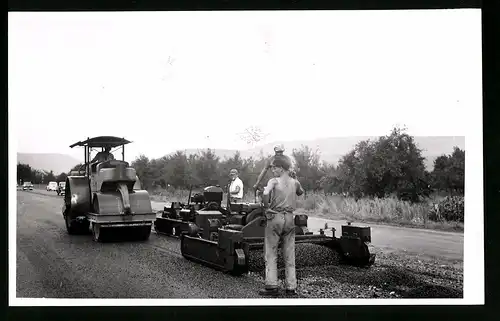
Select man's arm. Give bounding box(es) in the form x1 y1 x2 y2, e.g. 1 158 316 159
229 179 243 195
237 179 244 195
295 179 304 196
253 157 273 190
261 178 277 209
90 152 100 163
230 185 241 195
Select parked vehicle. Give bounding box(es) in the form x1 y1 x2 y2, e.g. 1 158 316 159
46 181 58 191
22 182 34 191
57 182 66 196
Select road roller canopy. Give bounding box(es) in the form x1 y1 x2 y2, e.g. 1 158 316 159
69 136 132 149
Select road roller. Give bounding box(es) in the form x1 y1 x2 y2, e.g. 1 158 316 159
154 184 376 276
62 136 156 242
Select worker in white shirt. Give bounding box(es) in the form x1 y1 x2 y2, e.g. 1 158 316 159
228 168 244 203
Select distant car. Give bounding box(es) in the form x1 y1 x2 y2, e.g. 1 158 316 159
46 181 58 191
22 182 34 191
57 182 66 196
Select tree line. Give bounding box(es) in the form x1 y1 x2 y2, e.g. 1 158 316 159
17 127 465 202
129 127 464 202
17 163 67 185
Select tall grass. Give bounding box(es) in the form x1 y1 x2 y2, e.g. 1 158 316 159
149 187 464 232
297 192 463 232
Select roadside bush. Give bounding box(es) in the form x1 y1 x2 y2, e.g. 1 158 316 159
428 196 464 222
333 196 429 224
296 193 323 210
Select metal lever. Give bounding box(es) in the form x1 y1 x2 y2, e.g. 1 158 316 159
117 183 131 215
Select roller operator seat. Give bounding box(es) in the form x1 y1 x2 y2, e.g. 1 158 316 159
95 160 136 185
96 159 130 172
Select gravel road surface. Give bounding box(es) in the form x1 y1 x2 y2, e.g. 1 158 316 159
16 190 464 299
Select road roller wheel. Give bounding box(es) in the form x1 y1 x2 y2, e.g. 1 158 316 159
91 196 108 242
92 223 107 242
138 225 151 241
133 225 151 241
65 215 78 235
65 215 90 235
77 220 90 234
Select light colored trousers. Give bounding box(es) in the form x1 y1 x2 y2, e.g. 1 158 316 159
264 212 297 290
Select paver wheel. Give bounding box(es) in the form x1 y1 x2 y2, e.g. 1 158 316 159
245 208 264 225
230 265 248 277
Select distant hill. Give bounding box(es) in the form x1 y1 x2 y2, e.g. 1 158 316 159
177 136 465 171
17 153 80 175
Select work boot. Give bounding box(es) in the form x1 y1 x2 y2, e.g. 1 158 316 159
258 288 279 297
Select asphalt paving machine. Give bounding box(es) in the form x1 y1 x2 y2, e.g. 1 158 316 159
154 185 232 238
62 136 156 242
154 184 376 276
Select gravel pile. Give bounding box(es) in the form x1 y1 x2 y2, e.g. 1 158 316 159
246 244 463 299
247 243 341 273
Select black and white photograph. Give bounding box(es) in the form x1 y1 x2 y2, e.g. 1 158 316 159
8 9 483 305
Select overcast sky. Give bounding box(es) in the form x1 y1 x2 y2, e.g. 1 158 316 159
9 10 481 162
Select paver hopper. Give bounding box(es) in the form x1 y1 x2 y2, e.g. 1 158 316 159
62 136 156 242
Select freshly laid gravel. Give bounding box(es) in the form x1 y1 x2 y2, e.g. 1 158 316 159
247 243 341 272
246 244 463 299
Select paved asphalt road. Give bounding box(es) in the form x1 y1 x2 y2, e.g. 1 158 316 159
16 190 264 298
15 189 464 298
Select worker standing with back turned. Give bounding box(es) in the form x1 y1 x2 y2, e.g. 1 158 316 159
258 154 304 297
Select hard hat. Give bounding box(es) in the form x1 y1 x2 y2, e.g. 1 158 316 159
273 144 285 153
